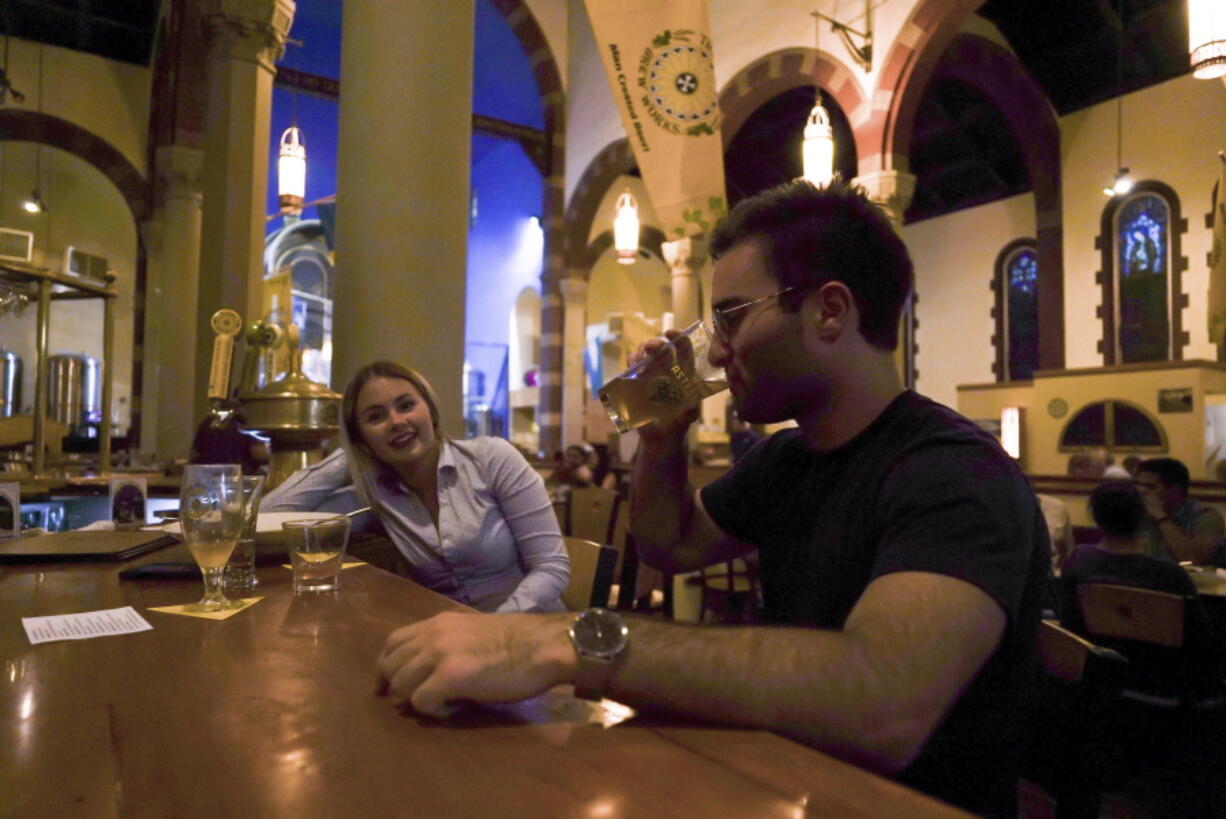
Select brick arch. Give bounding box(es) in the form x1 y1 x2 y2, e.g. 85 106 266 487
0 108 150 447
486 0 568 455
717 47 869 159
858 0 984 175
931 33 1065 370
563 139 636 272
0 109 149 223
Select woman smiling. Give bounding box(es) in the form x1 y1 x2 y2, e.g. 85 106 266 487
263 361 569 612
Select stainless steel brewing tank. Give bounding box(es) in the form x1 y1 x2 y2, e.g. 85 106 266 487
0 349 20 417
47 354 102 434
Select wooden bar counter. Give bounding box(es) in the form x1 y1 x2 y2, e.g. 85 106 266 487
1 542 967 817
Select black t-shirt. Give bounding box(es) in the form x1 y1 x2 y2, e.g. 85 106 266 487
701 391 1050 818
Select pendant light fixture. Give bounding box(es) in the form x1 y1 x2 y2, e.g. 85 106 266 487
1103 0 1133 198
278 125 307 215
1188 0 1226 79
802 93 835 187
613 190 639 265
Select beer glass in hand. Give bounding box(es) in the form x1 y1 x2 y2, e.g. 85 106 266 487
180 464 245 611
599 320 728 434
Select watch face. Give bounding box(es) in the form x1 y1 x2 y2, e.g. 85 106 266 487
572 609 628 658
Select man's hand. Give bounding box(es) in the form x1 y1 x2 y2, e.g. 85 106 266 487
1141 491 1165 520
374 612 576 717
628 330 701 442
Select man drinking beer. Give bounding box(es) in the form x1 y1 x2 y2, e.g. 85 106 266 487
375 179 1050 818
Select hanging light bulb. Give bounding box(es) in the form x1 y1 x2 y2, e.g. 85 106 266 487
1188 0 1226 79
22 189 46 213
613 191 640 265
1103 167 1133 198
802 92 835 187
278 126 307 215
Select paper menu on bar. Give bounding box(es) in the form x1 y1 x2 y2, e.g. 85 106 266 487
23 606 153 645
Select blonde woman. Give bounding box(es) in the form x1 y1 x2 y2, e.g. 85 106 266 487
263 361 569 612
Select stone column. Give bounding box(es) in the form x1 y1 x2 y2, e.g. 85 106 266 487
662 237 707 328
537 274 564 458
854 169 918 387
332 0 475 434
557 277 588 447
195 0 294 418
852 169 917 229
146 146 205 461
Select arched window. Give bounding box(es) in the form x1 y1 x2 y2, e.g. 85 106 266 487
992 239 1038 381
1098 182 1187 365
1058 399 1166 452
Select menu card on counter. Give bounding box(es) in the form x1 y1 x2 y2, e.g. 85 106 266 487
22 606 153 645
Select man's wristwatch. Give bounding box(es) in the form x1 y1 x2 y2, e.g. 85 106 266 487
568 608 629 701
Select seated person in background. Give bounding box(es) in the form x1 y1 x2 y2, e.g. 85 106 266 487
1136 457 1225 563
1060 480 1197 633
189 401 268 475
587 443 618 491
1101 453 1131 480
373 180 1049 818
545 444 596 493
1036 492 1075 569
728 411 763 464
263 361 568 613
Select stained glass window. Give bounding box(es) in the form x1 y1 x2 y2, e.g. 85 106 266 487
1003 246 1038 380
1115 193 1169 362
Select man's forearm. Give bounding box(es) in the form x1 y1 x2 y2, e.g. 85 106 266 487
629 434 696 571
603 617 933 774
1158 520 1216 563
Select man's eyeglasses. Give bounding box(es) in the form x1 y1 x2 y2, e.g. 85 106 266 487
711 286 799 343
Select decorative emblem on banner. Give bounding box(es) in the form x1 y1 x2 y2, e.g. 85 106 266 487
639 30 719 137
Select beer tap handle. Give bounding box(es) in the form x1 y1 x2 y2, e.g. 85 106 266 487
207 309 242 401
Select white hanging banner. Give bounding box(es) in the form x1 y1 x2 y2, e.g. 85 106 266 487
583 0 728 239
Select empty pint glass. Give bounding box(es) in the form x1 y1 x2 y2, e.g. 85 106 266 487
599 320 728 434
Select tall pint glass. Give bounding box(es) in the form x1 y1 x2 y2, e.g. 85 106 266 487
598 320 728 434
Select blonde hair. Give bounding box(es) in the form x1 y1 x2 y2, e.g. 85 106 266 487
340 361 447 510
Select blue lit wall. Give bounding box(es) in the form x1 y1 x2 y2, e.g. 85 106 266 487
263 0 546 425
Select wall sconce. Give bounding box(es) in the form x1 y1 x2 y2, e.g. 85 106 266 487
812 2 873 72
1001 406 1023 460
278 126 307 215
1188 0 1226 79
802 93 835 187
613 191 639 265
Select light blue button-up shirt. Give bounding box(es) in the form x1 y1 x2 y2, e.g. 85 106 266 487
263 437 569 612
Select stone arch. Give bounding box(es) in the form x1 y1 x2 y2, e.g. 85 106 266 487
858 0 984 175
0 109 149 223
928 33 1064 370
487 0 568 456
0 108 150 446
563 139 636 272
717 47 869 159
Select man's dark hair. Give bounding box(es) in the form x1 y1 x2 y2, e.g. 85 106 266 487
709 179 914 350
1089 480 1148 538
1138 457 1190 493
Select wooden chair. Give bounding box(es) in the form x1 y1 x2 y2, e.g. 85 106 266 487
568 486 619 546
697 556 759 624
1024 620 1131 819
561 536 618 612
605 502 673 618
1075 583 1225 707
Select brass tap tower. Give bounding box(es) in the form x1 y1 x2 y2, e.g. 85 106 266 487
236 320 340 489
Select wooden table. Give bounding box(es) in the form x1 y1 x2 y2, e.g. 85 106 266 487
1 542 966 818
